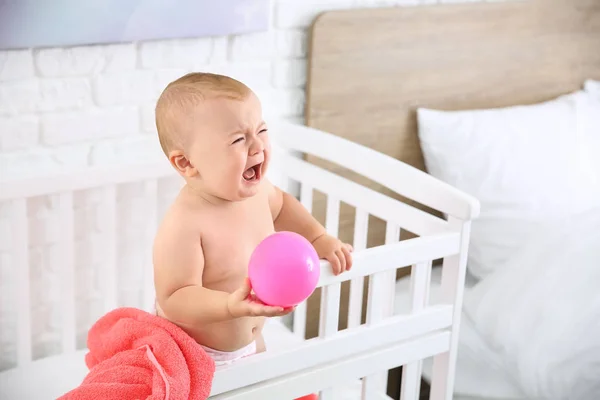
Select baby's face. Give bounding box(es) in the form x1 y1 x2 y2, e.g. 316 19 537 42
185 92 271 201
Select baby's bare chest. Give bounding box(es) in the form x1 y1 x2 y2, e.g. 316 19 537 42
201 202 274 291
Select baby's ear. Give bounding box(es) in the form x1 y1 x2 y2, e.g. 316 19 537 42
168 150 198 178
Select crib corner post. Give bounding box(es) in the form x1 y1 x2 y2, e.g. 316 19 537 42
428 216 472 400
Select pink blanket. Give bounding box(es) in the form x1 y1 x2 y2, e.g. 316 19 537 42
59 307 215 400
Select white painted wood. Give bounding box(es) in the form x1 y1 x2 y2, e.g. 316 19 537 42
271 120 480 220
316 232 460 288
211 331 451 400
318 283 341 339
348 209 368 329
409 261 432 311
325 197 340 237
210 305 453 395
300 182 313 212
362 241 397 397
320 195 342 337
362 222 400 399
429 218 472 400
58 193 76 354
400 260 432 400
282 155 451 237
13 199 31 365
383 223 401 320
101 186 118 314
292 301 307 339
142 180 158 312
320 196 342 400
0 162 175 201
291 183 313 338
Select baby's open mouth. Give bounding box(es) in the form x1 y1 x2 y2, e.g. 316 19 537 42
242 163 262 182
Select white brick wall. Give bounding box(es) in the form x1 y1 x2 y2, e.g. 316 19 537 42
0 0 494 370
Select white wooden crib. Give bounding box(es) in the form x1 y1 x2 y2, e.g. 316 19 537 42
0 122 479 400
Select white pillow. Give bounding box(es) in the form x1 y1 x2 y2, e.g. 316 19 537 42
417 89 600 280
585 79 600 98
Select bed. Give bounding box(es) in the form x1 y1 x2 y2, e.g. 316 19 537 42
0 119 479 399
302 0 600 398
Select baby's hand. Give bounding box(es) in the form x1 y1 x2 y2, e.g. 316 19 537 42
227 278 295 318
312 234 353 276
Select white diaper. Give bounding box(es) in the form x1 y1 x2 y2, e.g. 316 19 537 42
201 341 257 367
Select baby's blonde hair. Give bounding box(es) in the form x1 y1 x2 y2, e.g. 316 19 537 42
155 72 251 156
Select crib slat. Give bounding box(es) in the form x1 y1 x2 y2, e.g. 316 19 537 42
319 283 341 338
348 209 368 328
319 286 341 400
143 180 158 312
59 192 76 353
322 196 342 336
300 183 313 212
325 197 340 236
384 223 401 317
102 185 118 313
409 261 432 310
400 260 432 400
13 199 32 365
292 301 307 339
292 183 313 338
362 269 389 398
362 222 400 398
320 197 342 337
319 197 342 400
430 218 471 400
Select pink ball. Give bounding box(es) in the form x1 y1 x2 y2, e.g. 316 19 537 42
248 231 320 308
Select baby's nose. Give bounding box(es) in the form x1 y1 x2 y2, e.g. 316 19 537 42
250 138 264 155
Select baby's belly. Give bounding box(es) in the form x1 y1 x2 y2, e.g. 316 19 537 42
187 316 265 352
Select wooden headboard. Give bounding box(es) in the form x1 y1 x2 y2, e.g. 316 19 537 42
304 0 600 250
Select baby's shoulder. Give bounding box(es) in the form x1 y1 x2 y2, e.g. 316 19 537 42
154 194 204 244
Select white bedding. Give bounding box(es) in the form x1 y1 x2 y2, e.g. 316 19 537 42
394 208 600 400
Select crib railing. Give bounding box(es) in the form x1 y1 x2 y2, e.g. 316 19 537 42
1 161 175 367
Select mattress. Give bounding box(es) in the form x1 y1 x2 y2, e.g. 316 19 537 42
393 267 527 400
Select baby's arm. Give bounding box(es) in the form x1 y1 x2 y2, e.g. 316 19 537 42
268 181 326 243
267 180 353 275
153 219 291 328
153 223 230 326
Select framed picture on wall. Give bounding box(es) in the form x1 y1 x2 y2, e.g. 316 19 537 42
0 0 270 50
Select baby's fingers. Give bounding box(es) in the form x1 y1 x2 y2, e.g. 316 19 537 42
342 246 353 270
335 249 346 272
265 304 295 317
248 303 285 317
327 253 342 275
276 306 296 317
